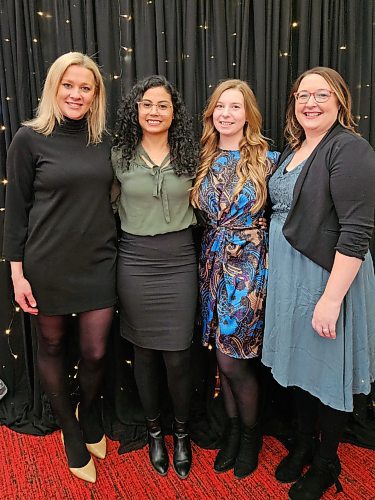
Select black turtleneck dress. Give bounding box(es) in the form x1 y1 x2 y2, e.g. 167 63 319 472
3 118 117 315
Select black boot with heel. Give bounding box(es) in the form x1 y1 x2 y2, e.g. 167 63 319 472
288 454 343 499
146 416 169 476
234 422 262 479
173 419 192 479
214 416 241 473
275 434 316 483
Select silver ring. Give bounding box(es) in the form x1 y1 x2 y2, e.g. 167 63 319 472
322 328 329 333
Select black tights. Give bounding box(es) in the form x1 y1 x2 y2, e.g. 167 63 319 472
294 388 349 459
216 349 259 428
36 307 113 466
133 345 191 422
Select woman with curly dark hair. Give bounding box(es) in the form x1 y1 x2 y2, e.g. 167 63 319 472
112 75 198 479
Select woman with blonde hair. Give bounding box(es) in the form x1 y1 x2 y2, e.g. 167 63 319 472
262 67 375 499
3 52 117 483
191 79 278 478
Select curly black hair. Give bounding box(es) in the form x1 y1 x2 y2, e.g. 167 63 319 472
113 75 198 176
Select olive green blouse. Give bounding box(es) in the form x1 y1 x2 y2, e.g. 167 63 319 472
112 145 196 236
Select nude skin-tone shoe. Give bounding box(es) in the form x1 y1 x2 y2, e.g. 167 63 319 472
75 404 107 459
61 431 96 483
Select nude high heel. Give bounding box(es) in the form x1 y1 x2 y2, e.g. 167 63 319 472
61 431 96 483
75 404 107 459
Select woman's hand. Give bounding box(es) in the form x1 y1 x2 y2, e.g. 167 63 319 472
10 262 38 315
311 295 341 339
312 252 362 340
12 276 38 315
257 217 268 230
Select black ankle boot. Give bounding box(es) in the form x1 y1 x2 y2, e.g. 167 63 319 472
214 417 241 473
146 416 169 476
275 434 316 483
234 422 262 479
288 454 343 499
173 419 192 479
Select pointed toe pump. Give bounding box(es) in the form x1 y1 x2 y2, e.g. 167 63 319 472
61 431 97 483
76 404 107 459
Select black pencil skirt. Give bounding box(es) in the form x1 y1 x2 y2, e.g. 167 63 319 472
117 228 198 351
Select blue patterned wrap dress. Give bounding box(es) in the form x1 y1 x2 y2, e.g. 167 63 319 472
198 150 279 359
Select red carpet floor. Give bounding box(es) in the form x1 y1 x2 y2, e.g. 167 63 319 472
0 425 374 499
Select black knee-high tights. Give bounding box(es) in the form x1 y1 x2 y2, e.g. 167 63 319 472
294 388 349 459
216 349 259 428
35 307 113 466
133 345 191 422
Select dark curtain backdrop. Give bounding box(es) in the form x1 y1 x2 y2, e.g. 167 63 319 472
0 0 374 451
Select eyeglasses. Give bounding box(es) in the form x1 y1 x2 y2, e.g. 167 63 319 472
294 89 335 103
137 100 173 114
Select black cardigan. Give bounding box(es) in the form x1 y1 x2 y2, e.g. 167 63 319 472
279 122 375 271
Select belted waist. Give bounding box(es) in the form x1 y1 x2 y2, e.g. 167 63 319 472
205 223 263 258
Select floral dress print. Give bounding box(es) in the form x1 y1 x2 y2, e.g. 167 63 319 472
198 150 278 359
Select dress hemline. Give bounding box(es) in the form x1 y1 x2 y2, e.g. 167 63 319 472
36 298 117 316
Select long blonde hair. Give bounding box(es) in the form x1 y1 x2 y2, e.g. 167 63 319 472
191 79 270 213
24 52 106 144
285 67 357 149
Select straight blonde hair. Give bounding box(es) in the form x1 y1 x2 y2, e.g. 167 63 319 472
191 79 270 214
24 52 106 144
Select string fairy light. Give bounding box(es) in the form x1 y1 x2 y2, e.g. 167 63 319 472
2 302 20 360
116 0 136 92
214 372 220 398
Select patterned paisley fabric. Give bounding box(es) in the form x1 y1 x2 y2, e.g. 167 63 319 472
198 150 279 359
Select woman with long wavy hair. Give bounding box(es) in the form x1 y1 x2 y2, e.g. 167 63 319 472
112 75 198 479
191 79 278 478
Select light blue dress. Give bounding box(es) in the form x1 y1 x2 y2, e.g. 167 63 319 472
262 156 375 412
